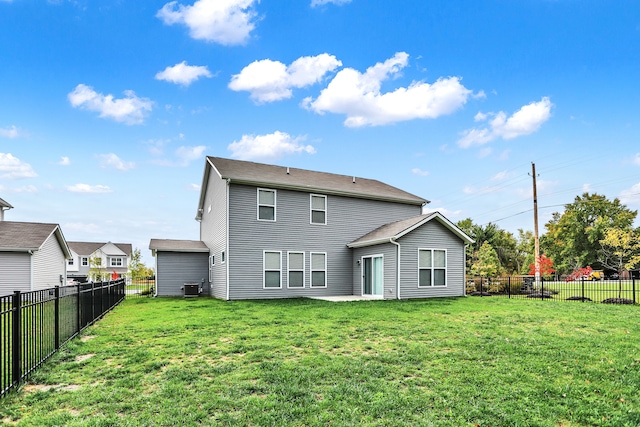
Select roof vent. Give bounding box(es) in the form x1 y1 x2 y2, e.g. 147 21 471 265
286 167 290 175
352 176 356 183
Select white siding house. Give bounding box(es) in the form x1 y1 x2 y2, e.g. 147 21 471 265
0 221 72 294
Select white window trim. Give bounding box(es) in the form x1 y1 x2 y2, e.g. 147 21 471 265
257 188 277 222
68 258 74 265
263 250 282 289
287 251 305 289
109 257 124 267
81 257 89 266
360 254 385 297
310 251 327 288
310 194 327 225
418 248 447 288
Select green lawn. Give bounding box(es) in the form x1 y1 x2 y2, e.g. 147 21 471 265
1 297 639 426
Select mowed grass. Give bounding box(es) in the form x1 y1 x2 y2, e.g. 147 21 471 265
1 297 640 427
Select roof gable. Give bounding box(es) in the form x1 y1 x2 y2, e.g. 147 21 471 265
348 212 474 248
0 221 71 257
197 157 428 219
67 241 132 257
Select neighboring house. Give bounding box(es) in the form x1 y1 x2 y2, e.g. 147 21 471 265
0 221 72 294
67 241 132 281
150 156 473 300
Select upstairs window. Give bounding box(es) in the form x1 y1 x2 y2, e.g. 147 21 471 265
418 249 447 287
68 259 74 266
81 257 89 266
310 194 327 225
258 188 276 221
110 257 124 267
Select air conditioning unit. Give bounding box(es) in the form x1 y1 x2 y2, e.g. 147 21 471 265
182 283 201 297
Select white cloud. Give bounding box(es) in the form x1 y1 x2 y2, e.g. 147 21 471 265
68 84 153 125
59 156 71 166
157 0 257 45
458 97 553 148
491 170 511 181
0 153 37 179
462 185 501 195
66 183 113 194
311 0 351 7
620 183 640 206
187 183 201 191
0 184 38 193
98 153 135 171
411 168 429 177
229 54 342 103
228 131 316 161
303 52 472 127
155 61 213 86
633 153 640 166
0 125 21 139
175 145 207 165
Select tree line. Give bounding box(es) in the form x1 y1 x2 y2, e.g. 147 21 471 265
458 192 640 278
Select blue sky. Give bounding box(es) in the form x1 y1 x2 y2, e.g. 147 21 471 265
2 0 640 266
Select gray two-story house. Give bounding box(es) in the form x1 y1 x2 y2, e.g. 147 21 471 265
150 156 473 300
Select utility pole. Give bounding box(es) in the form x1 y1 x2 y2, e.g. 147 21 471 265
531 162 540 284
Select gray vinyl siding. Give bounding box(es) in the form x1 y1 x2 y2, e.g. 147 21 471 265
200 171 228 299
156 251 210 296
0 252 31 294
227 183 420 300
397 220 466 299
32 235 67 291
351 243 397 299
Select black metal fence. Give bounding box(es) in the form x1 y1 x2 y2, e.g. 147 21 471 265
468 276 638 304
125 277 155 299
0 279 126 398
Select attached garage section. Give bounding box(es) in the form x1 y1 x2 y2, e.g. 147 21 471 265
149 239 210 297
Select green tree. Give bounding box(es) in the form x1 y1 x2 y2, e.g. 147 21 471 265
471 242 500 278
129 248 153 280
599 227 640 273
89 251 106 282
515 229 535 274
542 193 637 274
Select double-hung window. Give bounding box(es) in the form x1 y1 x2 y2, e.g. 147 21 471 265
258 188 276 221
287 252 305 288
110 257 123 267
81 257 89 266
263 251 282 289
418 249 447 287
310 194 327 225
310 252 327 288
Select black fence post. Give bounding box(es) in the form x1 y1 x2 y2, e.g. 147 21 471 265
508 276 511 298
581 277 585 302
480 277 483 297
541 277 545 300
91 282 95 323
54 286 60 350
12 291 21 388
76 282 81 333
633 277 636 305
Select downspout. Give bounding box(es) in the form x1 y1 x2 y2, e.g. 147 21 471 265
29 250 34 291
463 244 468 296
390 238 401 300
226 178 230 301
153 250 158 297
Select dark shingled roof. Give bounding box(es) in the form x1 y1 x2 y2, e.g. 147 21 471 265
348 212 474 248
207 157 428 206
67 242 132 256
0 221 71 257
149 239 209 252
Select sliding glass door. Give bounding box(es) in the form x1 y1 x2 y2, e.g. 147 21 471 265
362 255 383 296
